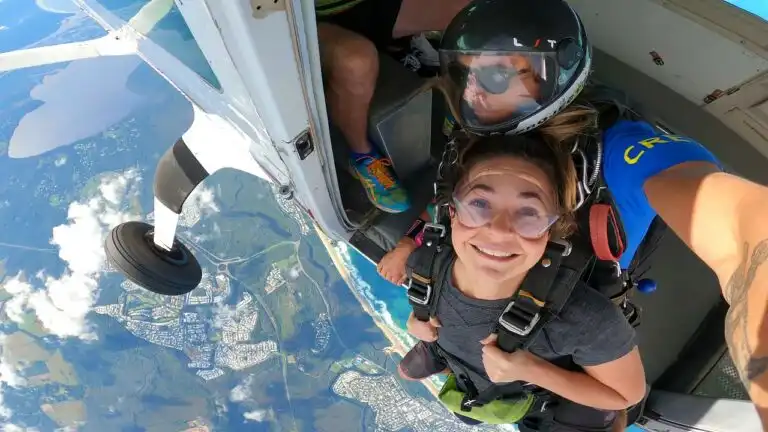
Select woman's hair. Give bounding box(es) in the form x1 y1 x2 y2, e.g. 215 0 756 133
538 103 599 147
438 133 579 238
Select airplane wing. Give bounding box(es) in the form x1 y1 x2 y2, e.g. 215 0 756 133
0 0 172 73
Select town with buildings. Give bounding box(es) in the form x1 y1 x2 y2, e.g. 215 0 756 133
311 313 331 354
332 370 504 432
264 264 286 295
93 271 277 381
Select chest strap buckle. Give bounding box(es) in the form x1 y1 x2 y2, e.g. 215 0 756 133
407 278 433 306
499 301 541 337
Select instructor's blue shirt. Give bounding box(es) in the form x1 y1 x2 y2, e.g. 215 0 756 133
601 120 720 268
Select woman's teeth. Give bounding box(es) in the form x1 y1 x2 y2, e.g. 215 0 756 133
473 245 516 258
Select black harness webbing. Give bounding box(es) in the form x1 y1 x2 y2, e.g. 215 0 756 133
471 241 592 409
406 237 594 411
406 223 449 322
495 240 591 353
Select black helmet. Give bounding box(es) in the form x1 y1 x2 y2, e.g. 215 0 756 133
439 0 592 135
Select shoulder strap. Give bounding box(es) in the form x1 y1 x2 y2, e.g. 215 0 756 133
463 240 593 411
496 240 593 353
406 223 449 321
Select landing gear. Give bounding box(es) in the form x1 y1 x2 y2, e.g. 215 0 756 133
104 138 210 296
105 221 202 296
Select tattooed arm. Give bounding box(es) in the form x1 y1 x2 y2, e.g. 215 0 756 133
645 161 768 425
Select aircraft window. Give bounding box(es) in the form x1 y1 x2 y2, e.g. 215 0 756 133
724 0 768 22
99 0 222 90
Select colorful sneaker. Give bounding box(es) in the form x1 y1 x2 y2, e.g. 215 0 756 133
350 151 410 213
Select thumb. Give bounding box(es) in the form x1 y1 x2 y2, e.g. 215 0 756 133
429 316 442 328
480 333 498 346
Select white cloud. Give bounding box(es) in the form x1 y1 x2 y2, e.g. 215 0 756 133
0 394 10 421
0 169 141 339
148 184 219 229
229 375 253 402
0 334 28 420
0 362 26 389
243 409 269 422
0 26 7 32
3 277 32 323
287 266 300 281
188 186 218 214
1 425 38 432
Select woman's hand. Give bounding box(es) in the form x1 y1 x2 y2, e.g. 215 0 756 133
480 333 537 383
482 335 645 410
377 239 417 286
406 312 441 342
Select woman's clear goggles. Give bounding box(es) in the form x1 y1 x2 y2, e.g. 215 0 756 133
451 195 559 240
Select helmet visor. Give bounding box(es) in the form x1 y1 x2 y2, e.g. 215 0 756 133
439 50 580 133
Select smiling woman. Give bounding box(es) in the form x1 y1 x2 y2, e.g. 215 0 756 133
387 134 647 430
445 136 577 289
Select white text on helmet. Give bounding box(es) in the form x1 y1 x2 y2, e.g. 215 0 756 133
512 38 559 49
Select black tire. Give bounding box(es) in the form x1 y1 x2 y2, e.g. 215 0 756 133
104 221 202 296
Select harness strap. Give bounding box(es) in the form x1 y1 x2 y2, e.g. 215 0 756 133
496 240 574 353
462 242 594 410
589 204 625 261
406 223 447 321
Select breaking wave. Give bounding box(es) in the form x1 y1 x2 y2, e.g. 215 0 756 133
335 242 399 328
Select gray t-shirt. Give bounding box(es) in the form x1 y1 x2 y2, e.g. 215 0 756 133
432 254 637 393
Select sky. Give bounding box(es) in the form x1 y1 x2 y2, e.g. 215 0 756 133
726 0 768 21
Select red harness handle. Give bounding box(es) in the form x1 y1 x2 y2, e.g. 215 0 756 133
589 203 625 262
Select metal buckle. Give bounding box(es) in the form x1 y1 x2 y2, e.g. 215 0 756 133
422 223 446 247
499 301 541 336
423 223 446 238
407 278 432 306
551 239 572 257
461 396 477 410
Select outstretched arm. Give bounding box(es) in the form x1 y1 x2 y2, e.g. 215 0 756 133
377 208 432 285
645 162 768 423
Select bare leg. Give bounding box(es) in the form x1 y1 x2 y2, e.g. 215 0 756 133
392 0 470 37
398 363 451 381
318 23 378 154
318 0 469 153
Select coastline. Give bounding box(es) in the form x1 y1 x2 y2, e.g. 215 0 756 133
315 227 442 398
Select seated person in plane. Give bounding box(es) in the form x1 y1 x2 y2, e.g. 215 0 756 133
315 0 468 213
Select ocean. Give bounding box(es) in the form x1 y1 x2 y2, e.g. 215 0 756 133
343 246 412 332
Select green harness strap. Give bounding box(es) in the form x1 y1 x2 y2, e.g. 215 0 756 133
438 375 535 424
